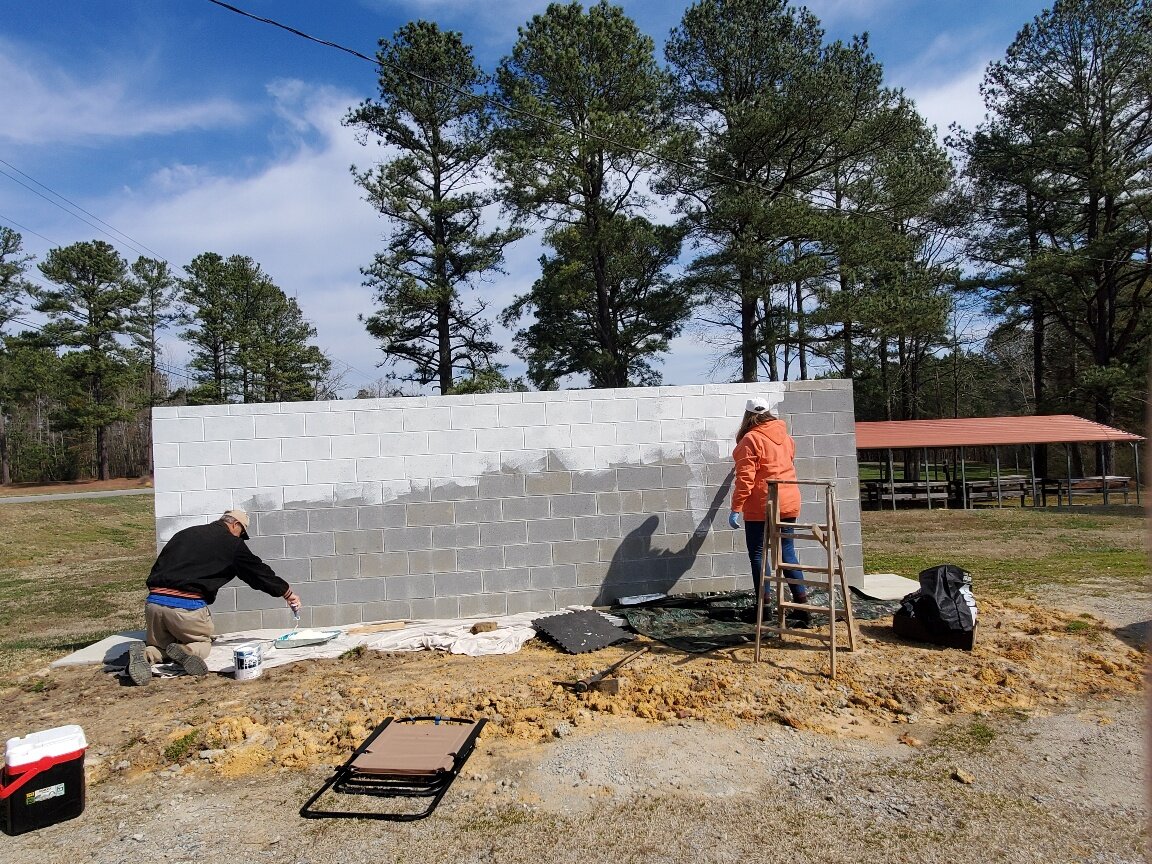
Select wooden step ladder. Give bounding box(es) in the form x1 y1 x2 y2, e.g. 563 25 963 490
753 479 857 679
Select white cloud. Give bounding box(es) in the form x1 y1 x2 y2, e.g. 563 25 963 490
802 0 904 27
94 81 388 393
0 39 246 145
905 63 988 140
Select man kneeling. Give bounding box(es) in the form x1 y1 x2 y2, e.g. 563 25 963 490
126 509 300 684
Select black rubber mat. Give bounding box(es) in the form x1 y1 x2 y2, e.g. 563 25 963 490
533 610 635 654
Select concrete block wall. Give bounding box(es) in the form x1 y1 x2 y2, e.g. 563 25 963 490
152 381 861 632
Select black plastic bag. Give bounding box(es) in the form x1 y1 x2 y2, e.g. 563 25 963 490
893 564 977 650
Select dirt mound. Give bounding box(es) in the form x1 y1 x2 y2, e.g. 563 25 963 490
3 595 1139 788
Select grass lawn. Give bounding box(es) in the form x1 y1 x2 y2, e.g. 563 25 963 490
0 495 1146 685
862 506 1150 595
0 495 155 680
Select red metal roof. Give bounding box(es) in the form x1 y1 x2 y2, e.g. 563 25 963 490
855 415 1144 450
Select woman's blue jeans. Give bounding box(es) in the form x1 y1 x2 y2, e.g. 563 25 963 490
745 518 807 602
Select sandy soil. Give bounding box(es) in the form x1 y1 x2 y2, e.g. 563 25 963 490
1 588 1146 862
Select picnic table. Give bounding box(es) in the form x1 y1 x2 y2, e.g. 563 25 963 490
1042 475 1134 506
953 474 1032 508
862 479 950 509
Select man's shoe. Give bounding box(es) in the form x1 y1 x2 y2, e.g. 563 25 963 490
165 644 209 677
126 642 152 685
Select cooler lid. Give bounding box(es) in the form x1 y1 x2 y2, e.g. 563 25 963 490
5 724 87 767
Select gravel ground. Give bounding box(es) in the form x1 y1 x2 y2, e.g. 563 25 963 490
2 582 1146 863
3 694 1145 863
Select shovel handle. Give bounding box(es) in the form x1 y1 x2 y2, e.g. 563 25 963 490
583 646 649 687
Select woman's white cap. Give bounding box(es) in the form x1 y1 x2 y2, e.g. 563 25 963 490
746 395 780 414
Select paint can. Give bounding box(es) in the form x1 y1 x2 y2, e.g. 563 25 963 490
232 643 263 681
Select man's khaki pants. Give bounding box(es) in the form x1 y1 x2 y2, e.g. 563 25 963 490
144 604 213 665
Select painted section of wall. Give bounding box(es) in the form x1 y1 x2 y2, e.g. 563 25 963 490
152 382 860 632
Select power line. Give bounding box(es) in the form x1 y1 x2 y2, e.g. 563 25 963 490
5 316 198 383
202 0 796 201
0 159 168 262
0 165 162 263
0 213 56 246
1 180 377 389
203 0 1152 281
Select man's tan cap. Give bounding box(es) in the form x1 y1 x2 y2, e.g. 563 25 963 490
223 508 250 539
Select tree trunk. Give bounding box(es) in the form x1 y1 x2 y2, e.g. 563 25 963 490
794 267 808 381
437 299 452 394
97 424 109 480
879 336 892 420
739 258 757 382
763 294 779 382
0 409 9 485
1032 294 1048 479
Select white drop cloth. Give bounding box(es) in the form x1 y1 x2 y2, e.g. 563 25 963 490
76 606 617 676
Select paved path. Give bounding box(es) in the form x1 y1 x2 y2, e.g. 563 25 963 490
0 488 154 504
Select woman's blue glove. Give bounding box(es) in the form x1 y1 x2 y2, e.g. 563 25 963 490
728 510 741 529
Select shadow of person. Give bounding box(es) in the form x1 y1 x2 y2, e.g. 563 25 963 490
1113 619 1151 650
595 473 733 606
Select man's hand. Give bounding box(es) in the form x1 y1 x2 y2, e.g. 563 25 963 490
728 511 741 529
285 589 302 613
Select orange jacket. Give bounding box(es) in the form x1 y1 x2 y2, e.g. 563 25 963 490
730 419 800 520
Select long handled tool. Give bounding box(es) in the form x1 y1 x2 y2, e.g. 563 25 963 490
554 646 649 693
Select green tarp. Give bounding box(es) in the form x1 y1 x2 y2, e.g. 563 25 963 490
617 589 899 653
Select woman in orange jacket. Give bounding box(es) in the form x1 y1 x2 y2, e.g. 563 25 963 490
729 396 810 626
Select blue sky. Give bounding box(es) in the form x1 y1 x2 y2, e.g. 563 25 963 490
1 0 1051 397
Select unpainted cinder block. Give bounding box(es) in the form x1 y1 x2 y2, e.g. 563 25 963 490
482 567 532 593
503 543 553 569
456 545 505 572
460 593 508 618
432 523 482 549
506 590 557 615
434 571 483 596
406 500 456 527
386 573 436 601
408 548 458 575
312 605 370 628
478 521 527 547
381 526 433 553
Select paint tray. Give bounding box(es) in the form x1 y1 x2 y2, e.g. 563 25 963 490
273 629 342 649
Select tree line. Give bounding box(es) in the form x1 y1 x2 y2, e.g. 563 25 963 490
0 0 1148 484
349 0 1150 432
0 236 332 483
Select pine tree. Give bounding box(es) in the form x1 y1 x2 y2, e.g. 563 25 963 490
0 227 33 484
127 256 180 409
181 253 330 404
33 240 143 480
953 0 1152 431
663 0 934 383
346 21 521 394
494 1 691 388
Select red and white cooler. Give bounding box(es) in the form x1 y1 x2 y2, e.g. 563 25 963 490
1 724 87 836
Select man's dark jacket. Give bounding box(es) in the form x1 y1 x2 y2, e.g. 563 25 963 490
147 521 288 604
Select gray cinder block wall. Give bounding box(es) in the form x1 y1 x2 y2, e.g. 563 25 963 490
151 381 861 633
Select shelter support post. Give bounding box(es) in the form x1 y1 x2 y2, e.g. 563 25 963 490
994 447 1002 507
924 448 932 511
1134 443 1142 506
1100 443 1110 505
960 447 968 510
887 449 896 511
1065 445 1073 507
1029 446 1038 506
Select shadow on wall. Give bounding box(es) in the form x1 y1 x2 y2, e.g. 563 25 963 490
596 470 734 605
